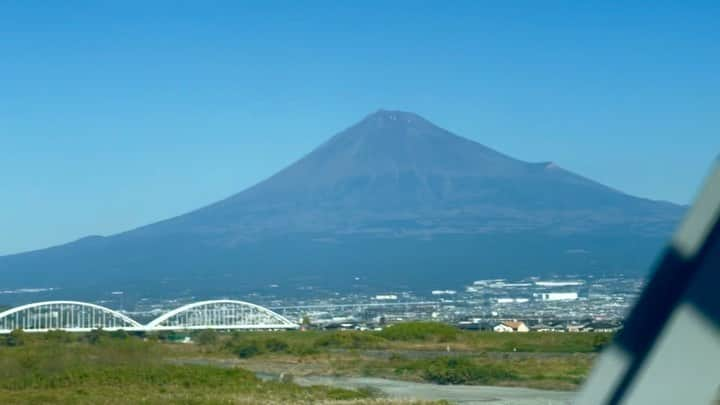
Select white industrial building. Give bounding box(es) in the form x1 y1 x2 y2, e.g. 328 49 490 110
497 298 530 304
431 290 457 295
536 292 579 301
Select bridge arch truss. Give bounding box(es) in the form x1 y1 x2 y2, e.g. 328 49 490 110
0 299 298 333
146 300 298 330
0 301 144 333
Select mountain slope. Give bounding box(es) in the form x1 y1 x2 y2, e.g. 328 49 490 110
133 110 679 240
0 110 684 299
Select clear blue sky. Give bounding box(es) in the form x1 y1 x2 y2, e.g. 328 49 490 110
1 1 718 255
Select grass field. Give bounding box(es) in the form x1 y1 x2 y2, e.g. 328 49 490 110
204 323 606 390
0 323 611 403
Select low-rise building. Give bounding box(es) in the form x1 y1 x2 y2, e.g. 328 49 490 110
585 321 623 333
530 323 565 332
494 320 529 333
566 323 587 333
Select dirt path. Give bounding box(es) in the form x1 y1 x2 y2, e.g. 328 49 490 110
293 375 574 404
177 358 576 404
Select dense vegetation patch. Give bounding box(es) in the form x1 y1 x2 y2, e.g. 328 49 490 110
224 333 320 358
377 322 460 342
0 332 378 404
315 331 388 349
466 330 613 353
420 357 517 385
381 354 589 389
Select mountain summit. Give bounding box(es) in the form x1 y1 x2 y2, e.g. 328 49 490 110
0 111 684 299
143 109 678 240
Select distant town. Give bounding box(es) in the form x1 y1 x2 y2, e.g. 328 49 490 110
0 274 640 335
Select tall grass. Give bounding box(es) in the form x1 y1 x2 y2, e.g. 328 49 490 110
0 332 375 404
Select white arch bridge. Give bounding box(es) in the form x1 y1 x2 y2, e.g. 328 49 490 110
0 300 298 334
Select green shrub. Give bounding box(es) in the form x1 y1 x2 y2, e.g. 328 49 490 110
465 331 614 353
82 329 107 345
315 331 387 349
592 333 612 351
109 330 129 340
154 331 173 341
420 357 518 385
264 337 290 353
44 330 74 343
378 322 459 342
5 330 26 347
193 330 219 346
232 339 264 358
227 335 316 357
288 343 320 356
